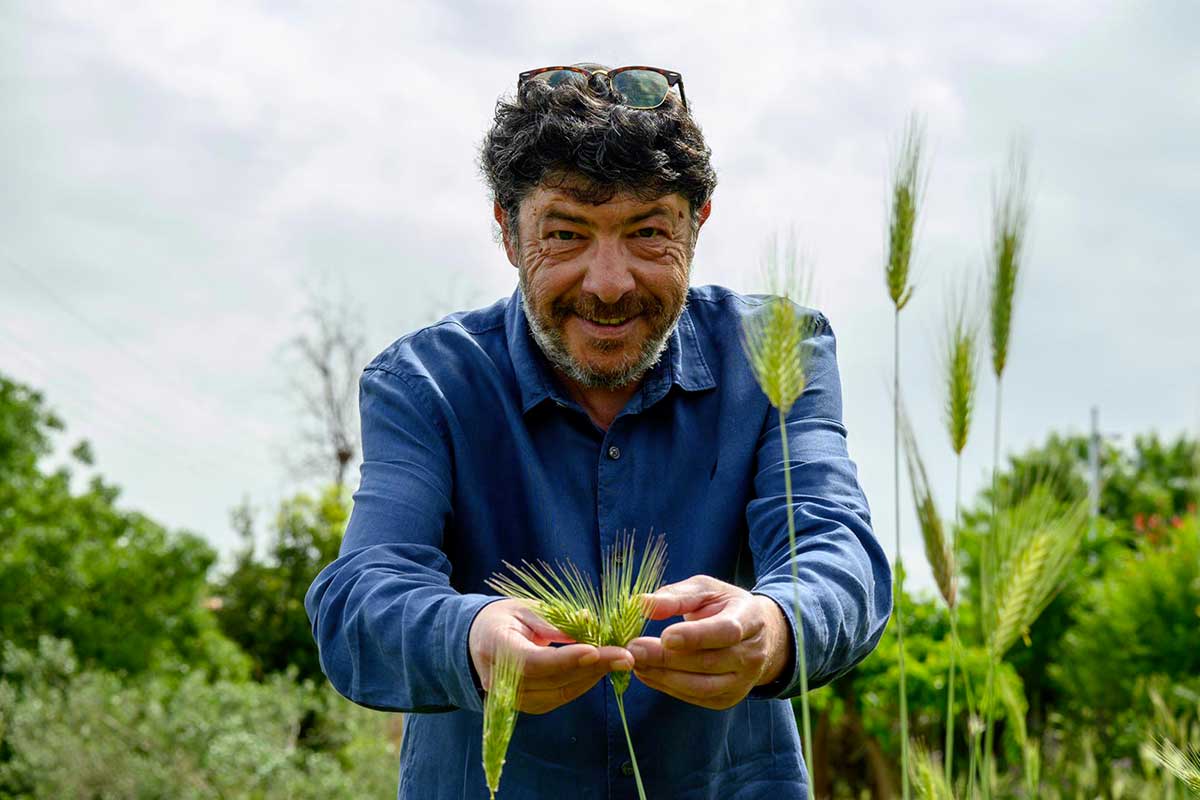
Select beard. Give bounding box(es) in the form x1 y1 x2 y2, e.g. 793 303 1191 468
518 269 688 391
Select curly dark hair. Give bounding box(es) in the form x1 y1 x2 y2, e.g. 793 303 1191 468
478 64 717 250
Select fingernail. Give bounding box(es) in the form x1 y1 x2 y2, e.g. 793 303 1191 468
609 658 632 671
663 633 683 649
578 652 600 666
627 644 646 661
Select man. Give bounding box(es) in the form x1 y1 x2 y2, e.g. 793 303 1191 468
305 63 891 799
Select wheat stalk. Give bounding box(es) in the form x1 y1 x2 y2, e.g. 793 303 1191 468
885 113 927 800
978 490 1086 797
482 646 525 799
740 231 819 800
937 278 981 785
980 140 1031 799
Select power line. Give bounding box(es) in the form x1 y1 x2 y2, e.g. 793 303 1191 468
0 323 265 482
0 249 282 447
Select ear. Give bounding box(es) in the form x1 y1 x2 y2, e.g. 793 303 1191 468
494 201 519 268
696 199 712 230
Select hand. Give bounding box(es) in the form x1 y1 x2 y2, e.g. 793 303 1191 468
469 599 634 715
628 575 792 710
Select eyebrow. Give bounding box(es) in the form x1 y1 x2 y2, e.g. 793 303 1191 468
539 204 673 227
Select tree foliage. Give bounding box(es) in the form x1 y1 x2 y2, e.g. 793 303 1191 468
0 373 247 678
212 486 348 683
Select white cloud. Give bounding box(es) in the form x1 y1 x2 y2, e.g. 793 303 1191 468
1 1 1197 591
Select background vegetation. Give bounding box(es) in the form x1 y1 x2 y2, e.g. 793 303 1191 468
3 352 1198 797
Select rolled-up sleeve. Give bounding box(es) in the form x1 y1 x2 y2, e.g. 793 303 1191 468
304 365 496 714
746 312 893 699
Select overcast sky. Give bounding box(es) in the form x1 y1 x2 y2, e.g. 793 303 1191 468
2 1 1197 591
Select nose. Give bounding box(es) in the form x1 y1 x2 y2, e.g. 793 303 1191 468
580 237 636 304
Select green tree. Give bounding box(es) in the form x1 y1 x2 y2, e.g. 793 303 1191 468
0 373 247 678
1053 515 1200 756
212 486 348 682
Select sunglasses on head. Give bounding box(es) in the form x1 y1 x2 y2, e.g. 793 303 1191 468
518 65 687 112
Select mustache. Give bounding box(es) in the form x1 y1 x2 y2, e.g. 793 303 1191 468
551 293 665 322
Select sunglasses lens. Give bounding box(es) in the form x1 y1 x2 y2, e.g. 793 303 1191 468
611 69 670 108
530 69 587 89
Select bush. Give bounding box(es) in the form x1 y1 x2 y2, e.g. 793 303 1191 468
1053 515 1200 756
0 638 399 799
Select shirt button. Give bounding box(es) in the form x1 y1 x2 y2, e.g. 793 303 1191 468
620 761 635 777
607 445 621 460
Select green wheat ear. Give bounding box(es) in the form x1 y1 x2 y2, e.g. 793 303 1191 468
898 398 955 608
907 739 954 800
482 646 525 799
1145 738 1200 793
601 532 668 696
989 141 1030 380
486 558 603 645
942 280 981 457
886 114 926 312
740 232 819 413
984 489 1088 658
740 229 819 800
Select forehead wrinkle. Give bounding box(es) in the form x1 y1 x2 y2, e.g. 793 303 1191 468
536 203 676 228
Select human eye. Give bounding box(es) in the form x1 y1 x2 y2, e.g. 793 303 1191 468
633 227 663 238
549 230 580 241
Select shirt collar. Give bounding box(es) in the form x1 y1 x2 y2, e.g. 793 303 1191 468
505 288 716 416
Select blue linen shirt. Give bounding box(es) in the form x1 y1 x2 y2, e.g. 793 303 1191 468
305 284 891 799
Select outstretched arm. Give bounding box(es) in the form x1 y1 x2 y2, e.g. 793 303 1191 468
305 365 629 714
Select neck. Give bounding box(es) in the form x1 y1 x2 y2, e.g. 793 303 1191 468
557 372 641 431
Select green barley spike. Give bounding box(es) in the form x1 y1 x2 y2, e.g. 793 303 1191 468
885 113 926 800
487 536 667 800
482 646 525 799
740 231 819 800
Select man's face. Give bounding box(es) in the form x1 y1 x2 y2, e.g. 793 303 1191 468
496 178 710 391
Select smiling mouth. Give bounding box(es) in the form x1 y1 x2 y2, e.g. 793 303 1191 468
574 313 640 335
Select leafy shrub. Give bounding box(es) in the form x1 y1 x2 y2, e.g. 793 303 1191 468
0 637 399 799
1054 515 1200 754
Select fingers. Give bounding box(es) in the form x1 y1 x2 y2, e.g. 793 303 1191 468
518 643 633 691
660 612 763 651
519 643 597 678
642 575 724 621
512 645 634 713
633 667 744 711
627 636 750 674
519 673 607 714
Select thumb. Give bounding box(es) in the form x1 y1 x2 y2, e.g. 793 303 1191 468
642 576 721 621
511 602 577 645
